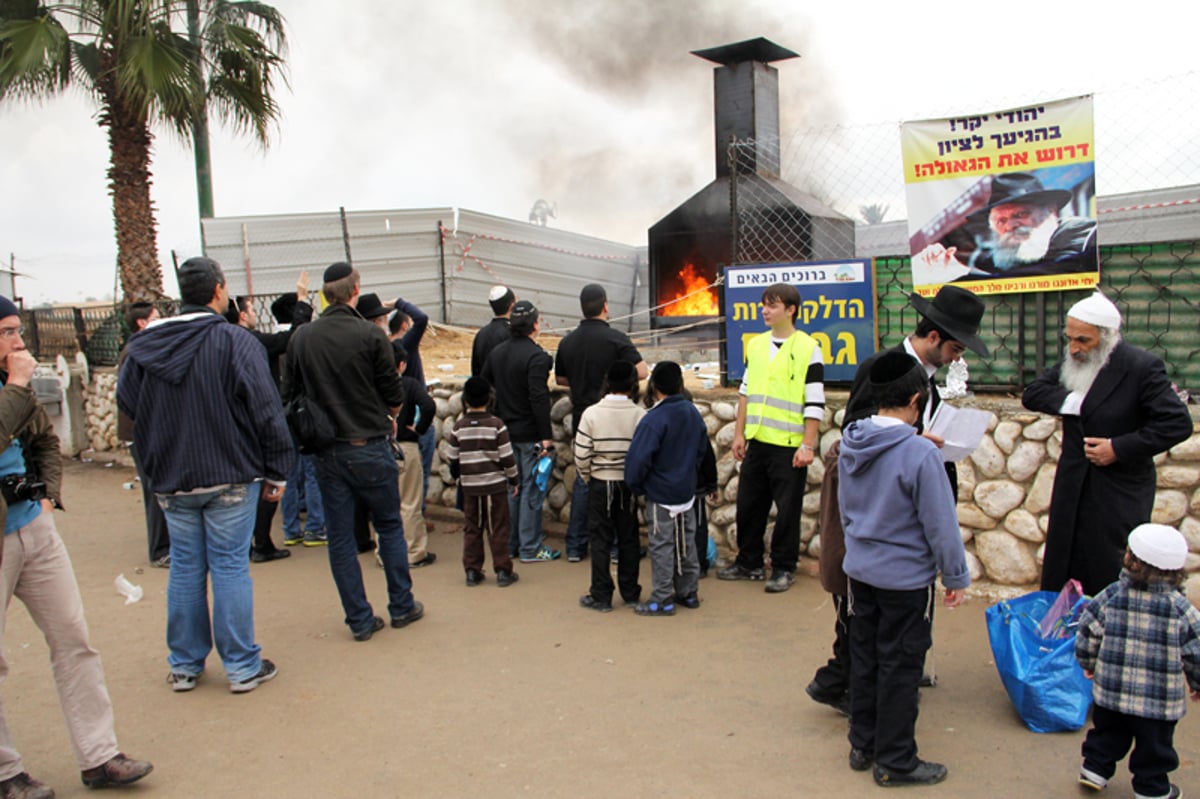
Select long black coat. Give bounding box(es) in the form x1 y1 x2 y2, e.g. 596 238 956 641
1022 341 1193 595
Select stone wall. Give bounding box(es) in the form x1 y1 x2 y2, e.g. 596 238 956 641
82 369 1200 587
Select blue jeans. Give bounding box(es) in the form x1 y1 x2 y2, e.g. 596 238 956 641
158 482 263 683
565 474 590 557
508 441 546 559
315 439 417 634
281 451 325 537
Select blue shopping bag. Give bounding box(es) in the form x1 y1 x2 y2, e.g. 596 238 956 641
985 591 1093 733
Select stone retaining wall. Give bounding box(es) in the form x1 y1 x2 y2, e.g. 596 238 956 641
84 369 1200 587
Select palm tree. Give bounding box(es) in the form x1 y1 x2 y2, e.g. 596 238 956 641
0 0 287 301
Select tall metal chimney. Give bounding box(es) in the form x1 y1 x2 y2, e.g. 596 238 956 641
691 38 799 179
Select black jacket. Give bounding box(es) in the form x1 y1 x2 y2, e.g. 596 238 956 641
282 303 404 442
471 317 510 377
481 335 552 443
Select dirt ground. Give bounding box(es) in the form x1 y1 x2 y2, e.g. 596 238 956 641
6 457 1198 798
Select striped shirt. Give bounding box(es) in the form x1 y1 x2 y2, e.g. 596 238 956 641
1076 570 1200 720
738 334 826 421
574 395 646 482
446 411 519 496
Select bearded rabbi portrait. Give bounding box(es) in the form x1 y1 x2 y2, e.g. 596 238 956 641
1022 291 1192 595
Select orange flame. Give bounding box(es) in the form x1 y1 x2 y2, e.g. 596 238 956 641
660 263 719 316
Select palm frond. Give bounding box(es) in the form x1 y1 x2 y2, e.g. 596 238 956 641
0 10 72 99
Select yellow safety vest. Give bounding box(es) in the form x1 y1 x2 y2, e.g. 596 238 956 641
743 331 817 448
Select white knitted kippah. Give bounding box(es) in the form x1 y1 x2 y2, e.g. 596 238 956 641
488 285 510 302
1128 523 1188 571
1067 292 1121 330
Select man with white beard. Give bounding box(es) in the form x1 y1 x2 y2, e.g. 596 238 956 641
912 172 1097 283
1022 292 1192 595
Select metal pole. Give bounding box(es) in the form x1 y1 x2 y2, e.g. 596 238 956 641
340 207 353 265
241 224 254 296
729 136 740 264
187 0 214 221
437 221 448 323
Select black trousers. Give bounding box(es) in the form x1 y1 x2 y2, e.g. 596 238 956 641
734 440 806 573
811 594 851 699
130 442 170 561
252 497 281 554
1083 704 1178 797
848 578 934 772
586 479 641 605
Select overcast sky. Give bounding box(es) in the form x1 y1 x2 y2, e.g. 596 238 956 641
2 0 1197 305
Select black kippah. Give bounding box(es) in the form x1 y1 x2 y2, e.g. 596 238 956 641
323 262 353 283
869 351 921 387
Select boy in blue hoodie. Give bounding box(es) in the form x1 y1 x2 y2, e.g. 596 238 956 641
624 361 709 616
839 351 969 787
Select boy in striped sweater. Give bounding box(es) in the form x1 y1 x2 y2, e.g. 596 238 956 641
575 361 646 612
446 377 520 587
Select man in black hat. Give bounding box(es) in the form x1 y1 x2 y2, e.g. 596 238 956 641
481 299 559 563
554 283 648 561
913 171 1097 282
806 284 989 716
281 262 425 641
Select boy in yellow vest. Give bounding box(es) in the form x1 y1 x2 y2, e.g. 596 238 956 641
717 282 824 593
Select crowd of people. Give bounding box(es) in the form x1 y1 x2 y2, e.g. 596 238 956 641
0 259 1197 797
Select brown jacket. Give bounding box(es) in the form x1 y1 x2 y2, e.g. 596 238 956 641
0 382 64 554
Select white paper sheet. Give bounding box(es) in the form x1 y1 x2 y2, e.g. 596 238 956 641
927 402 991 462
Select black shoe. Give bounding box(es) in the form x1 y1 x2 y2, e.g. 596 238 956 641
357 540 377 554
250 548 291 563
391 601 425 628
353 616 385 642
806 681 851 717
579 594 613 613
676 593 700 609
849 748 873 772
716 563 765 581
465 569 485 587
229 659 278 694
873 761 948 787
411 552 438 568
764 569 795 593
496 571 519 587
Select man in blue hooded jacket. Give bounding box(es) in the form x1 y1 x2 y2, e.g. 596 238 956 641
118 256 293 694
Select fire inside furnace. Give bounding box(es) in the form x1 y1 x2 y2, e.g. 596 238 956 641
659 264 719 316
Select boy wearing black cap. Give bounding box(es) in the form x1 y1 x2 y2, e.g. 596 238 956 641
839 351 969 787
624 361 709 616
575 360 646 611
446 377 520 586
1075 523 1200 799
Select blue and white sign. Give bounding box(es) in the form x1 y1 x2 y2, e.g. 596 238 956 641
724 259 877 384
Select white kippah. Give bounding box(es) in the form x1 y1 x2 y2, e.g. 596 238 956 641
488 285 510 302
1128 523 1188 571
1067 292 1121 330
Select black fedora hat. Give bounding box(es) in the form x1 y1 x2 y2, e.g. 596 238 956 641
908 285 989 357
356 292 389 319
982 172 1071 213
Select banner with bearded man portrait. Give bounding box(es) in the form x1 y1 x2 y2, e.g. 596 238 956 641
902 95 1099 297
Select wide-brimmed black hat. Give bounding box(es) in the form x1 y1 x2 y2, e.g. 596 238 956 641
908 285 989 357
982 172 1071 212
356 292 389 319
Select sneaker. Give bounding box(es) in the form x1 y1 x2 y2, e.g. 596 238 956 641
80 754 153 789
520 547 561 563
353 616 385 642
634 601 676 616
230 659 278 693
566 551 587 563
496 571 519 587
167 671 198 692
391 600 425 628
303 532 328 547
873 760 948 787
716 563 765 581
805 681 850 717
250 548 291 563
849 748 873 772
465 569 485 587
283 533 304 546
150 554 171 568
579 594 613 613
676 593 701 610
411 552 438 568
764 569 795 593
1078 767 1108 791
0 772 54 799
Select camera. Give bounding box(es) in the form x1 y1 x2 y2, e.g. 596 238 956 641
0 474 46 505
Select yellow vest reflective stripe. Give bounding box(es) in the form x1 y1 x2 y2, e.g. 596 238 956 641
743 331 817 448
